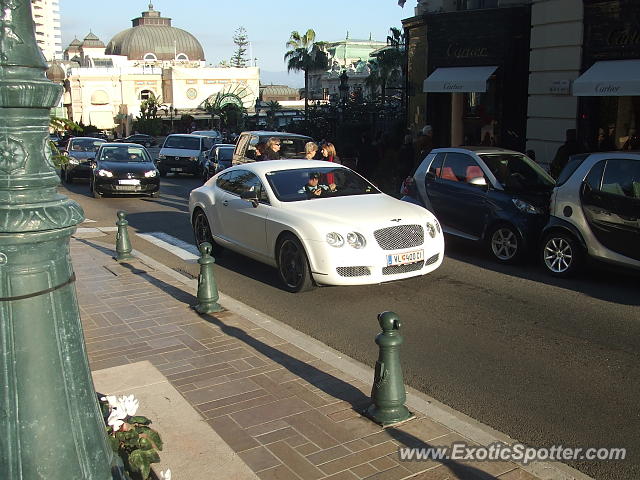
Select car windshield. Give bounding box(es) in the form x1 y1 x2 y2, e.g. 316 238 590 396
164 136 201 150
218 148 234 161
266 167 379 202
70 138 105 152
99 146 150 163
262 137 309 159
480 153 555 192
556 154 589 186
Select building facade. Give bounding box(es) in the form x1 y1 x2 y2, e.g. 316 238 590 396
404 0 640 166
308 38 387 101
55 5 259 135
31 0 62 60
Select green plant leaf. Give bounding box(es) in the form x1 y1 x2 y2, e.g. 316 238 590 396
107 435 120 453
142 448 160 464
143 428 163 451
128 416 152 426
138 437 153 451
127 449 146 475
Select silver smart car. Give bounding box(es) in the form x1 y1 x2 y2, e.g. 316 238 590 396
540 151 640 276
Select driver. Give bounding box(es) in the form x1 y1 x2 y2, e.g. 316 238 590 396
298 172 337 198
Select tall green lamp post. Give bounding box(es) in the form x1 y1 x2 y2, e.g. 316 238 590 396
0 1 124 478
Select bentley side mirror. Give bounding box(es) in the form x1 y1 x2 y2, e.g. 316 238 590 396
240 190 259 208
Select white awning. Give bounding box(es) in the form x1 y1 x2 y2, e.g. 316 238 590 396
573 60 640 96
423 66 498 93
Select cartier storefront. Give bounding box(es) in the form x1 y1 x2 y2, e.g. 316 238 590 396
575 0 640 151
406 5 531 151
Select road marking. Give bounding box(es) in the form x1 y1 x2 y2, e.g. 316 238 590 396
82 218 97 223
137 232 199 261
75 226 118 234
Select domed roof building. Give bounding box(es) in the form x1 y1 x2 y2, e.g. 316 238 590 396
105 4 204 62
60 4 258 135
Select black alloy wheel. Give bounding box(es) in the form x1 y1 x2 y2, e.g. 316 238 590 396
541 231 583 277
192 209 222 256
277 234 314 293
488 224 522 263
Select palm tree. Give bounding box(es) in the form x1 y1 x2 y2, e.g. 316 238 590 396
366 27 405 106
284 29 329 121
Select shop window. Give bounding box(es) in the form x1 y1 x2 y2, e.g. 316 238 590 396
595 96 640 151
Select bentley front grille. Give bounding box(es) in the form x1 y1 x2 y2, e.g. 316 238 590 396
374 225 424 250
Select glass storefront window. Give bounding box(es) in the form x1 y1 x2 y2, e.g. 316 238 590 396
462 77 498 146
595 96 640 151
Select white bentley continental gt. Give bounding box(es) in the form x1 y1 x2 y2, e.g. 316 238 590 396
189 160 445 292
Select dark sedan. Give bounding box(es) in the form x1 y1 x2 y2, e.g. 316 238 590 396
203 144 235 180
89 143 160 198
60 137 106 183
120 134 157 147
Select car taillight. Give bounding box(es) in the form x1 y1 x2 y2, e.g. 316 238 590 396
400 177 416 196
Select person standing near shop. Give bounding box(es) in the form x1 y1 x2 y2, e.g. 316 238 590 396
550 129 582 179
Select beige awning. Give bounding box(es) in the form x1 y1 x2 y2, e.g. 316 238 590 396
423 66 498 93
573 60 640 96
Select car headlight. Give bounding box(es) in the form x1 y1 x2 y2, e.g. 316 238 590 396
68 157 79 165
158 154 166 160
144 170 158 177
97 169 113 177
426 222 437 238
512 198 543 214
326 232 344 248
189 156 198 161
346 232 366 249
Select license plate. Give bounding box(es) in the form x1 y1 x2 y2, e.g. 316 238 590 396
386 249 424 266
114 185 138 191
171 167 183 172
118 179 140 185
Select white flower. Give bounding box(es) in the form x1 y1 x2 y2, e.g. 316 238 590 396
109 417 125 432
160 469 171 480
119 394 139 417
104 395 119 408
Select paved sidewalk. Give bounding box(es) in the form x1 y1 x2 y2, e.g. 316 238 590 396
72 235 562 480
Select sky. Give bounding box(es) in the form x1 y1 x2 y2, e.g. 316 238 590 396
60 0 412 87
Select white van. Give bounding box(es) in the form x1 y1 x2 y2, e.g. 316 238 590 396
157 134 215 177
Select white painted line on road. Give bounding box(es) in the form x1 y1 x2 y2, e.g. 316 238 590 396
82 218 97 223
99 227 118 232
76 227 101 233
137 232 199 262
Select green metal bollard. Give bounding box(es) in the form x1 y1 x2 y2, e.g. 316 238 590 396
194 242 223 314
0 1 124 478
365 311 413 426
114 210 134 261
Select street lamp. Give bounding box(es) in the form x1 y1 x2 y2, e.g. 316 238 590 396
0 1 124 478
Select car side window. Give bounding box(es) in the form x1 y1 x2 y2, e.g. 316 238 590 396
216 171 234 192
427 153 445 179
439 153 483 183
203 138 215 150
600 159 640 198
245 136 259 160
583 160 605 193
223 170 269 204
235 135 249 158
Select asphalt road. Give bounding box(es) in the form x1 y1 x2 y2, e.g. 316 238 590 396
61 173 640 480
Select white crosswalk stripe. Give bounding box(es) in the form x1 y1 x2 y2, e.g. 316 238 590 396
137 232 199 261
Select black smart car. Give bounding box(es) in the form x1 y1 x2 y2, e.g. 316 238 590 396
89 143 160 198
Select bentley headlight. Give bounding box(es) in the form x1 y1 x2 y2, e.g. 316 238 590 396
326 232 344 248
512 198 543 214
144 170 158 178
426 222 437 238
97 169 113 177
346 232 366 249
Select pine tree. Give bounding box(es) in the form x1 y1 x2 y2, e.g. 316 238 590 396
230 27 249 68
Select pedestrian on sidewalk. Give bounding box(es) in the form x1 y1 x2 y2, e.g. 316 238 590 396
414 125 433 169
549 129 582 179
